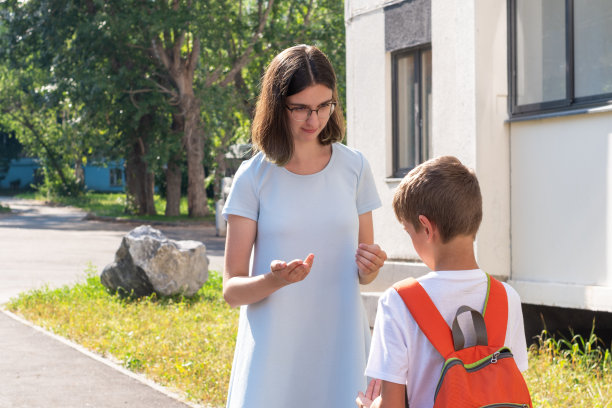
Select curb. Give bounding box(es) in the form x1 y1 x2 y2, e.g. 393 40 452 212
84 213 216 228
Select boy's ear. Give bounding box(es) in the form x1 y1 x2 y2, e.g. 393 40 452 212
418 215 436 241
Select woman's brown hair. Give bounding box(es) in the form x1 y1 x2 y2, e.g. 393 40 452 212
251 44 345 165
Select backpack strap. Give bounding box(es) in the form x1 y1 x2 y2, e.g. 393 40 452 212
392 274 509 356
451 305 488 350
393 278 455 358
483 275 508 346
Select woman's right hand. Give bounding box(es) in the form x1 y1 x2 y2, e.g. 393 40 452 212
269 253 315 286
356 379 382 408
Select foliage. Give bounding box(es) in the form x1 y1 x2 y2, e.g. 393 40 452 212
0 1 347 208
7 268 238 407
0 62 86 197
524 326 612 407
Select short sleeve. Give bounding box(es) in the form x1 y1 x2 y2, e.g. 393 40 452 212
365 290 410 384
222 160 259 222
503 284 529 372
356 153 382 215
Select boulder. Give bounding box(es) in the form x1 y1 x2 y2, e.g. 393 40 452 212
101 225 208 298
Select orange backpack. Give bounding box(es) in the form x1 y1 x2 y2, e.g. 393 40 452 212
393 274 532 408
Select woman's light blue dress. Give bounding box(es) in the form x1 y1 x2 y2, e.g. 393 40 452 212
222 143 381 407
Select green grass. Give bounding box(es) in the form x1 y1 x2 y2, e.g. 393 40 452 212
524 328 612 407
6 268 238 407
16 191 215 224
0 203 10 213
6 271 612 407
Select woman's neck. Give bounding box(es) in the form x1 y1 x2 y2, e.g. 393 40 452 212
285 142 332 175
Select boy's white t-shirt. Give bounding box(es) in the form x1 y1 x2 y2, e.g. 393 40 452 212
365 269 528 408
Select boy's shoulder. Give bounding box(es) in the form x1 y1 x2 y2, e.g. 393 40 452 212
384 270 523 315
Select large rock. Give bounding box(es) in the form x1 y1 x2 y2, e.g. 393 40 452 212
101 225 209 298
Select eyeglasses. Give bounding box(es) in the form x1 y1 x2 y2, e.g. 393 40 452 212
286 102 336 122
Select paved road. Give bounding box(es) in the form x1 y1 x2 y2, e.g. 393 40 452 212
0 196 226 408
0 196 225 304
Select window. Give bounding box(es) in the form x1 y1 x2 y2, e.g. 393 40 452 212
509 0 612 116
392 46 432 177
109 168 123 187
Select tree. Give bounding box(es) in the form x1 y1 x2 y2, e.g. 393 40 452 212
1 0 347 216
0 62 85 196
1 0 170 211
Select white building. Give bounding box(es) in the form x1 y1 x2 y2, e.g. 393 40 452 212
347 0 612 338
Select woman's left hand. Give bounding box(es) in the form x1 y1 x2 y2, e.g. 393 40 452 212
356 243 387 284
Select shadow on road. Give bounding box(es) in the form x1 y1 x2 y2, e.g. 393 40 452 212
0 197 226 256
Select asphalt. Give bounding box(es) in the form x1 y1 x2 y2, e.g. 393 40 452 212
0 197 226 408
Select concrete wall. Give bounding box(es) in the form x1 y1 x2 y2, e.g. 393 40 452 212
347 0 612 313
509 111 612 312
346 0 512 278
346 1 417 261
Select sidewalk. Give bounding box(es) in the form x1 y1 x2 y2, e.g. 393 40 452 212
0 309 206 408
0 197 223 408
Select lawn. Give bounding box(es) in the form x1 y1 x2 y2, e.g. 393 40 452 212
5 269 238 408
16 191 216 224
5 269 612 407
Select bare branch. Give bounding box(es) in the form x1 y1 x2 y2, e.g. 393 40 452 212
217 0 275 87
186 37 201 77
152 38 171 71
303 0 314 27
205 66 225 87
128 90 141 109
173 31 186 71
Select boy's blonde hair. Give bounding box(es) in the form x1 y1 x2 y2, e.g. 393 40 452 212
392 156 482 243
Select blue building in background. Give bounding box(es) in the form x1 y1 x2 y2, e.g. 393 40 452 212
0 158 125 192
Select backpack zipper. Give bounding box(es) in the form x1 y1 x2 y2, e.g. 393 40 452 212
434 348 515 399
479 404 529 408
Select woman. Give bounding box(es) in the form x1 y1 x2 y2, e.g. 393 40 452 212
222 44 387 407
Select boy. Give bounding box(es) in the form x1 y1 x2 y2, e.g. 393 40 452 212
356 156 528 408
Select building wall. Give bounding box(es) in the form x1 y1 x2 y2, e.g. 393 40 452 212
346 0 512 278
347 0 612 313
0 159 125 193
473 1 513 280
509 111 612 312
346 1 417 260
83 165 125 192
0 158 38 189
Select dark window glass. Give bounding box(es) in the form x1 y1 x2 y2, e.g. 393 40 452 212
393 47 432 177
510 0 612 115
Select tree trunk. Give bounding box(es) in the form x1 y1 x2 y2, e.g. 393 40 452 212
165 157 182 216
125 115 157 216
182 93 208 217
74 159 85 188
165 113 184 217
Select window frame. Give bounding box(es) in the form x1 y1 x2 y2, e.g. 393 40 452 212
109 167 123 187
391 45 432 178
508 0 612 118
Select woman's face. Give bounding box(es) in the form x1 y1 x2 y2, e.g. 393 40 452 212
285 84 334 144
